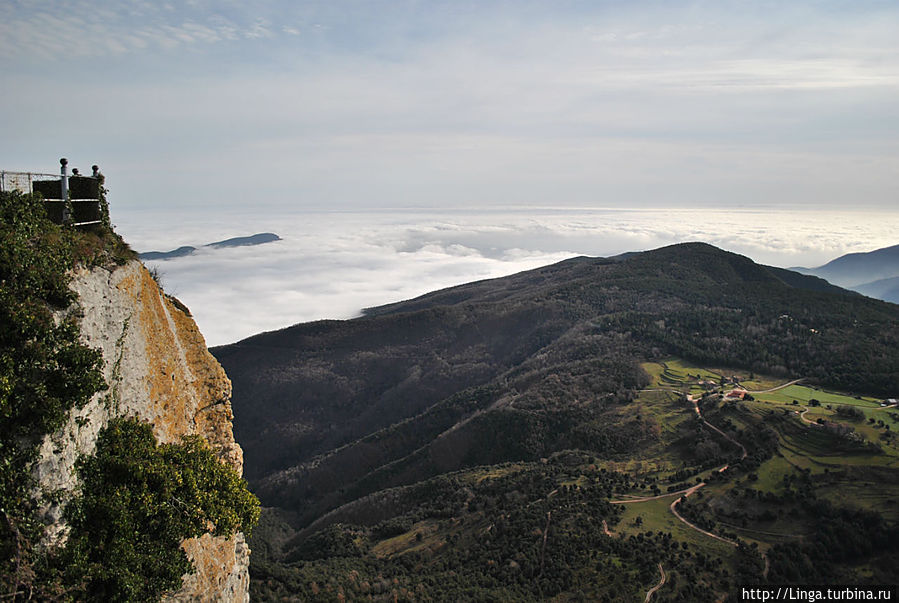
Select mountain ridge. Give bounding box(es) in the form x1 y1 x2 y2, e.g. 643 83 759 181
794 242 899 291
856 275 899 304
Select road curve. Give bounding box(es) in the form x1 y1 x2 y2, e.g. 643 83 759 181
669 486 738 548
798 407 821 426
645 563 666 602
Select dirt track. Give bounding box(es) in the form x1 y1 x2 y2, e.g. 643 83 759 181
610 485 699 504
644 563 666 602
746 378 804 393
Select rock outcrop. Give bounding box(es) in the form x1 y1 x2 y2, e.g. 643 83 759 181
34 261 249 602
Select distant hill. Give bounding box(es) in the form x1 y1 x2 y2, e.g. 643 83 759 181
856 275 899 304
207 232 282 248
138 245 197 261
139 232 281 260
795 243 899 289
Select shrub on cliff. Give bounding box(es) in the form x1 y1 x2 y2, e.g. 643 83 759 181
60 418 260 602
0 190 106 596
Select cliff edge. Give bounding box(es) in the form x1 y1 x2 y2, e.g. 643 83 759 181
34 261 250 601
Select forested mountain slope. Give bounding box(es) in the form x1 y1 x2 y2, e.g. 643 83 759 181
212 242 899 600
214 242 898 489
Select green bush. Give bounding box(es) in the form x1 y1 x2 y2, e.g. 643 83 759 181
60 418 260 602
0 190 106 595
835 405 864 421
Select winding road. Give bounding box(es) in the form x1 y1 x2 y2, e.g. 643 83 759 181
602 520 668 601
798 407 821 426
610 383 775 581
644 563 666 603
668 485 738 548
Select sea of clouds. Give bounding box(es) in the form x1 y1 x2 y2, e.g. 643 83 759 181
114 207 899 347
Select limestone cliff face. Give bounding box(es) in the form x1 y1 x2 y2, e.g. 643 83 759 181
34 260 250 602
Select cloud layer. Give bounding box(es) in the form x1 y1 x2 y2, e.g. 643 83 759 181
117 206 899 346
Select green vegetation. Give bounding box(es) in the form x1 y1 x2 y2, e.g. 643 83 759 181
253 458 728 602
759 384 880 407
1 190 109 595
0 190 258 600
0 191 109 441
246 354 899 599
58 419 260 602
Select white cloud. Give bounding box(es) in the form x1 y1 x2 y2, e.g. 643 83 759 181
0 1 269 60
117 207 899 347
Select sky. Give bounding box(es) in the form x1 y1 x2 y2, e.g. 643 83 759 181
2 0 898 210
3 1 898 345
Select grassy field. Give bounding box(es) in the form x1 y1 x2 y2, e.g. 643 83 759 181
466 463 526 485
371 518 444 558
614 493 740 558
642 358 723 397
747 455 795 491
635 357 899 550
816 478 899 522
756 384 881 407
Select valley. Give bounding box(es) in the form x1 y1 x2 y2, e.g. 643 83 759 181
247 359 898 600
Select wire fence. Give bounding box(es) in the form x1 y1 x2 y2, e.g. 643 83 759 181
0 170 59 194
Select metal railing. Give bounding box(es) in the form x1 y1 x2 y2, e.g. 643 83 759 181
1 158 103 227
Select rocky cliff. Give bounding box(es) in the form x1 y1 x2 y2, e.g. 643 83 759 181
34 261 249 601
